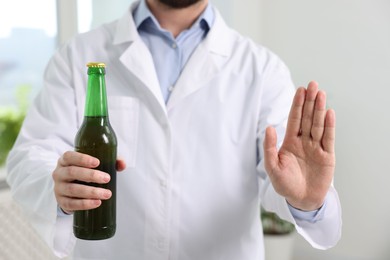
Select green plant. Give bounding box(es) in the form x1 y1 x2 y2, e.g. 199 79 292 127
0 85 31 165
261 207 295 235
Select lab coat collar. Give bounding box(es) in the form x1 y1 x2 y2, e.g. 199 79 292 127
113 2 232 56
112 2 235 111
166 8 234 109
203 8 233 57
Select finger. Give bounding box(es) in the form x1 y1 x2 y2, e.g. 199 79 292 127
322 109 336 153
285 87 306 138
116 157 127 172
60 182 112 200
263 126 279 173
310 90 327 142
57 166 111 183
59 151 99 168
301 81 319 138
59 197 102 212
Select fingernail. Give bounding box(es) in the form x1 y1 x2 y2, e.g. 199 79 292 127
102 174 110 182
103 190 112 199
91 158 100 167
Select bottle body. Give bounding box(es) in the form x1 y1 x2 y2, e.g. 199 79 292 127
73 63 117 240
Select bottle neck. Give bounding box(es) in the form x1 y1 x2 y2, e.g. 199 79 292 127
83 116 109 126
84 67 108 117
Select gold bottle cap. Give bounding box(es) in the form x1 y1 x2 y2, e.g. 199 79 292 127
86 62 106 68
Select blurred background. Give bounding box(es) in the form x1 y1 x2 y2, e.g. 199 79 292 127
0 0 389 259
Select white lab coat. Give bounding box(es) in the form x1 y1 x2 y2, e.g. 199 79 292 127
7 2 341 259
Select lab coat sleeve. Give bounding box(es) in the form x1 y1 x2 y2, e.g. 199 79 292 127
255 52 342 249
6 47 78 257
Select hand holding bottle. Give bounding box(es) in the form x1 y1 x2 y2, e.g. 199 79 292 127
52 151 126 214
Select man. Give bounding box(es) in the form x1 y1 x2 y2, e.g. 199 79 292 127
7 0 341 259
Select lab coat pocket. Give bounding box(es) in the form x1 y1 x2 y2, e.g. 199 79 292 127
108 96 139 168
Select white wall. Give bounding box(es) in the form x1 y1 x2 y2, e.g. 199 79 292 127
91 0 134 28
252 0 390 259
213 0 262 43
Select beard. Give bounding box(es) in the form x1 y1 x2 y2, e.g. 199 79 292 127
157 0 203 8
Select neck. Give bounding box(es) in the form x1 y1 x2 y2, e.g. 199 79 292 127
146 0 208 37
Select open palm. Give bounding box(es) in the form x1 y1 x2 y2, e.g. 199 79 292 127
264 81 336 211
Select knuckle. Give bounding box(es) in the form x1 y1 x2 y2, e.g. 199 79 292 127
80 154 92 166
67 166 78 179
52 169 59 181
312 122 323 129
89 169 99 182
302 113 312 121
63 151 73 161
90 187 101 199
66 184 77 196
81 199 93 209
80 200 88 208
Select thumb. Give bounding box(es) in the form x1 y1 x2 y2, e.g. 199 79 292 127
263 126 279 173
116 157 127 172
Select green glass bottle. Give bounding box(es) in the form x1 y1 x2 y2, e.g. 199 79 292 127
73 62 117 240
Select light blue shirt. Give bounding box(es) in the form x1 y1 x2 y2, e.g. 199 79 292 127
133 0 326 223
133 0 214 103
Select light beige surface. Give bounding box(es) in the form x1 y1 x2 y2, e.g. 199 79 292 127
0 190 61 260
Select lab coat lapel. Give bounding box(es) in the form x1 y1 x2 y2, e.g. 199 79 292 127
166 44 220 110
119 41 165 111
166 9 233 110
114 3 166 113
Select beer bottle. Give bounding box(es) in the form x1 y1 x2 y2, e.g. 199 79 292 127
73 62 117 240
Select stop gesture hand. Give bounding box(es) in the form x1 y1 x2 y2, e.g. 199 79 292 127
264 81 335 211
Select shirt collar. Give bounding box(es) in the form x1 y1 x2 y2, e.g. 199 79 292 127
133 0 214 32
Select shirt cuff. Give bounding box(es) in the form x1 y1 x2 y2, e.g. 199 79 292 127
57 205 72 217
288 194 329 223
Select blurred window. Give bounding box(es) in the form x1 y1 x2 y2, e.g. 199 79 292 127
0 0 57 106
0 0 133 108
